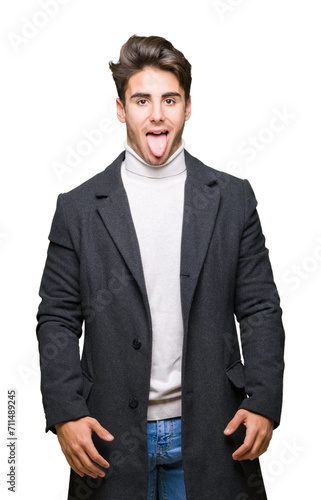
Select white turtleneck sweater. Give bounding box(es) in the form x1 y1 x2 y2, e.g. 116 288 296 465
120 140 186 421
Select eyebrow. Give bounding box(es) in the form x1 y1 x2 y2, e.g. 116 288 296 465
130 92 182 100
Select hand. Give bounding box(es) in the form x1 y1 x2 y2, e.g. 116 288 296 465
223 409 273 461
55 416 114 478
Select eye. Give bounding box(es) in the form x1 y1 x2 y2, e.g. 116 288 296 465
165 98 175 105
138 99 148 105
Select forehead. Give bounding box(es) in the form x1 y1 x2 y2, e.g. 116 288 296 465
125 67 183 96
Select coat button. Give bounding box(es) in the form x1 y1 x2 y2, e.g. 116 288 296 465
129 398 138 409
132 338 141 350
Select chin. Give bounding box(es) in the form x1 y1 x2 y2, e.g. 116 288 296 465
153 154 168 165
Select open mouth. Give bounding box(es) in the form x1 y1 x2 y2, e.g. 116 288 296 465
146 130 169 157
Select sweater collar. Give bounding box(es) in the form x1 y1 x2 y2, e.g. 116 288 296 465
124 140 186 179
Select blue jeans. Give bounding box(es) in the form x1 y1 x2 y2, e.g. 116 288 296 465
147 417 187 500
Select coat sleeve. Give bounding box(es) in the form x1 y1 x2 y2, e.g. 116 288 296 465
234 179 285 428
36 194 91 434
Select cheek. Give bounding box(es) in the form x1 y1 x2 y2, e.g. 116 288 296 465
167 109 186 127
129 112 148 132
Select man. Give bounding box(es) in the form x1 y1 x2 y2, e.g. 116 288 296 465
36 35 285 499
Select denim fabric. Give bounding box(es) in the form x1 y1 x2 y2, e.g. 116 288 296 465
147 417 187 500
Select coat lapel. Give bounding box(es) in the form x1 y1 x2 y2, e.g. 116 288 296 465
180 150 220 330
94 150 220 330
94 152 151 320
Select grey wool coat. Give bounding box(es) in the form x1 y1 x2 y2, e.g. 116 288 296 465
36 150 285 500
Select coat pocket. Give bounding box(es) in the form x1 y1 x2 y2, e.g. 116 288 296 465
226 360 245 389
81 372 94 401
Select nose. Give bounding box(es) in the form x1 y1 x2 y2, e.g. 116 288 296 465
149 102 164 123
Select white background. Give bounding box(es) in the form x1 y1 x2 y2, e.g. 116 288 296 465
1 0 320 498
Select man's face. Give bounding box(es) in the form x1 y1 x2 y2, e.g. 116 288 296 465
116 67 191 165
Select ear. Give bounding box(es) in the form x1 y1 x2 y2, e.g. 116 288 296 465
185 96 192 121
116 98 126 123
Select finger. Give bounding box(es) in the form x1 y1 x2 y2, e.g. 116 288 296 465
69 449 106 478
90 419 114 442
224 411 245 435
72 438 110 476
85 442 110 470
232 428 257 460
66 436 108 478
78 454 106 478
234 442 263 461
250 432 272 460
233 430 271 461
233 443 256 460
72 420 111 470
64 453 85 477
248 422 272 457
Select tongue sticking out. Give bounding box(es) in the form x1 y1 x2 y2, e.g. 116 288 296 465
146 133 168 157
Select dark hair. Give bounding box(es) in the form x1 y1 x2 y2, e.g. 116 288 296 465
109 35 192 106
